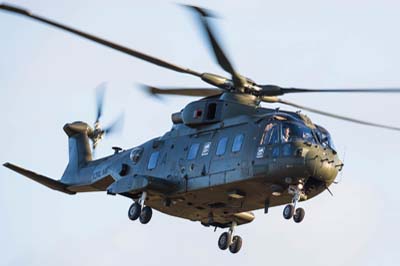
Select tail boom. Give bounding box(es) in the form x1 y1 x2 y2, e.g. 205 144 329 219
3 162 76 195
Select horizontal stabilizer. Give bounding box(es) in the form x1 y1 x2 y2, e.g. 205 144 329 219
3 162 76 195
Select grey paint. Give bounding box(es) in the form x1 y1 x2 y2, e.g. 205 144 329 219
5 93 341 228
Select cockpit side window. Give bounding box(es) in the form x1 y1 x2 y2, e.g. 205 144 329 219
281 122 316 144
261 123 279 145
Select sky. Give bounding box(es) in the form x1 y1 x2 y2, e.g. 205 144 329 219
1 0 400 265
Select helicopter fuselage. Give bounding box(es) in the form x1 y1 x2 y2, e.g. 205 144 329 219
61 94 342 228
1 2 397 254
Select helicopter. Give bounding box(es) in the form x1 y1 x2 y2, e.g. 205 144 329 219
2 3 400 255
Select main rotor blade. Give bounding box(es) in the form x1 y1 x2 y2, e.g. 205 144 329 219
280 88 400 94
185 5 244 88
0 3 202 77
143 84 223 97
259 85 400 96
277 99 400 131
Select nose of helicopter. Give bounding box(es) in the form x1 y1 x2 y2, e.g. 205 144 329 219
305 147 343 184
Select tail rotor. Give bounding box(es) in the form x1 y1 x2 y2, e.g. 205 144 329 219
89 83 124 152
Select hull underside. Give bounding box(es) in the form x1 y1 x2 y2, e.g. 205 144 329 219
144 176 327 227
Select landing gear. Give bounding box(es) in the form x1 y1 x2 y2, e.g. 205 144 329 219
139 206 153 224
293 207 305 223
283 183 306 223
218 232 231 250
217 221 243 254
127 191 153 224
283 204 294 219
128 202 141 221
229 235 243 254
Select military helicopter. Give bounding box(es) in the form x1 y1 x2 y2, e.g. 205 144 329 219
2 3 400 254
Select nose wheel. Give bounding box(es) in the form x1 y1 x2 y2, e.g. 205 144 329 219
283 184 306 223
127 192 153 224
217 221 243 254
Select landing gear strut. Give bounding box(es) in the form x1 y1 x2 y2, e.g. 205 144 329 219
217 221 243 254
283 183 306 223
128 191 153 224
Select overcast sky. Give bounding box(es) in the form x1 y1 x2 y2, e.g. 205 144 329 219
1 0 400 265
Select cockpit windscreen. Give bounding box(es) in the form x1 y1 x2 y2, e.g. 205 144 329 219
316 125 336 151
281 121 317 144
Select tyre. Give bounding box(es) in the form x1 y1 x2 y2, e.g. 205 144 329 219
293 207 305 223
139 206 153 224
128 202 141 221
229 235 243 254
218 232 231 250
283 204 295 219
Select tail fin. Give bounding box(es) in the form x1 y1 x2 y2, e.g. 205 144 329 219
3 162 75 195
61 122 93 184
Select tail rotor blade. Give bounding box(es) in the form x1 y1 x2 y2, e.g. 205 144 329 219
104 113 124 136
95 82 107 123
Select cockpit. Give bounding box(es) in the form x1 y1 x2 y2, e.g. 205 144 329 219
255 113 341 190
259 114 335 152
261 120 317 145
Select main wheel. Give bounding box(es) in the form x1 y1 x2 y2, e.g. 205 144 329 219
283 204 295 219
218 232 231 250
293 207 305 223
128 202 141 221
229 235 243 254
139 206 153 224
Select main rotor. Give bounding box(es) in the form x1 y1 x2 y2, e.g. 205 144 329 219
1 3 400 131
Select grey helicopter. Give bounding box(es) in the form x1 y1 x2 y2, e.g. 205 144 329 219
2 3 400 254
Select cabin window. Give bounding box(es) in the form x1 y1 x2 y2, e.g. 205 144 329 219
232 134 244 153
261 123 279 145
201 142 211 156
216 137 228 156
187 143 200 160
147 151 160 170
